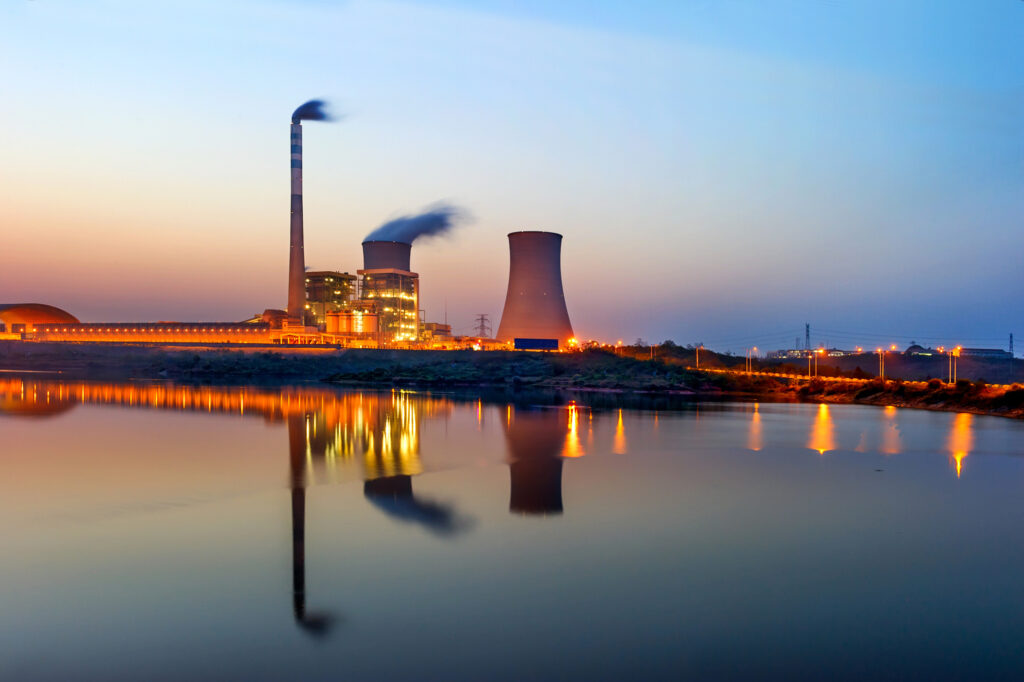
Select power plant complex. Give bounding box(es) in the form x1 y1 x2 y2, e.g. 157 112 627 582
0 100 577 352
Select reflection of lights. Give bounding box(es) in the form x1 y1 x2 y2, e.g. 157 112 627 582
949 412 973 478
881 405 901 455
0 379 456 479
564 403 585 458
808 403 835 455
613 408 627 454
748 403 762 452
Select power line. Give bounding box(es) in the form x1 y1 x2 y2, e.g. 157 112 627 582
473 313 491 338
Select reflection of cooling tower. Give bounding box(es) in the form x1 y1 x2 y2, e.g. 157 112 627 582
505 407 565 515
496 231 574 348
362 240 412 271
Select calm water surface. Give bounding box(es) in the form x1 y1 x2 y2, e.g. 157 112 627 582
3 379 1024 681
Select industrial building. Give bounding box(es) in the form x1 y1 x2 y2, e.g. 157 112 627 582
358 240 420 345
304 271 356 326
0 304 80 336
2 104 578 351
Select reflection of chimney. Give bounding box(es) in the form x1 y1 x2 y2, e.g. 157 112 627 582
287 414 334 637
287 123 306 322
496 231 574 349
504 407 565 515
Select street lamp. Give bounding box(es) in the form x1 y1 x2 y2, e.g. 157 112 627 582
814 347 824 377
876 348 885 380
746 346 758 373
953 346 961 383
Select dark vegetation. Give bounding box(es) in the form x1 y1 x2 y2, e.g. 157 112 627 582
787 377 1024 419
2 341 1021 418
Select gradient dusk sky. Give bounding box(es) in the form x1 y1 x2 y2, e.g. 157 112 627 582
1 0 1021 351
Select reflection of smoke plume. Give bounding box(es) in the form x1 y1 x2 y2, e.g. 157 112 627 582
291 99 333 124
364 476 472 537
363 203 466 245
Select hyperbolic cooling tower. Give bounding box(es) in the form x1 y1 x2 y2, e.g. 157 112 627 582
287 121 306 321
362 240 412 271
495 231 574 347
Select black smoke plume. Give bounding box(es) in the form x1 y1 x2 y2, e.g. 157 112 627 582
291 99 333 124
364 203 467 244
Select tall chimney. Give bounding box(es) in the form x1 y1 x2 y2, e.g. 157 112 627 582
287 122 305 322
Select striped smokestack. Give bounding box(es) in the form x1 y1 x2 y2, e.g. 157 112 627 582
287 122 305 321
286 100 333 324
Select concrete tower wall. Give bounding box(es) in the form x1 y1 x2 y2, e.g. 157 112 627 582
496 231 574 348
287 122 306 321
362 241 412 271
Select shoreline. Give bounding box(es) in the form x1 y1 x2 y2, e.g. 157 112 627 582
1 341 1021 419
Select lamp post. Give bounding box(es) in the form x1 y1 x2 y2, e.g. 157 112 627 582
814 347 824 377
953 346 961 383
876 348 885 380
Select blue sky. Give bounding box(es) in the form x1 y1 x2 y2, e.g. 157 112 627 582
1 0 1021 350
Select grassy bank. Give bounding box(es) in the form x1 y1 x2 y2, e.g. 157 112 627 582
2 341 1021 418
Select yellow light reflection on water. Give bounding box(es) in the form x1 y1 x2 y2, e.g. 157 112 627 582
881 405 901 455
564 403 585 458
949 412 973 478
613 408 627 454
808 403 835 455
747 403 762 452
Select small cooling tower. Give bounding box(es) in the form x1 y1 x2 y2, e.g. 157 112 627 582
361 240 412 271
495 231 574 348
